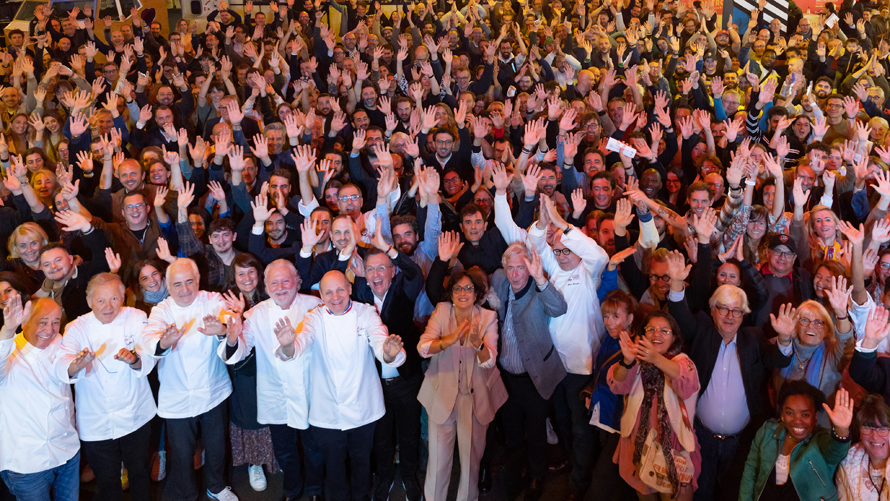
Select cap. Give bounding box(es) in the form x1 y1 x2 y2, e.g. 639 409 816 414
767 234 795 251
544 37 555 45
716 30 730 38
141 8 156 26
704 51 716 60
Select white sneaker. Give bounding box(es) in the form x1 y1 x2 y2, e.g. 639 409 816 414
248 465 267 492
207 486 239 501
546 417 559 445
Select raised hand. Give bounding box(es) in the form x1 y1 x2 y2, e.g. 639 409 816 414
177 182 195 210
222 291 246 317
104 247 122 274
158 323 188 350
823 387 853 435
382 334 404 360
301 218 323 251
692 207 718 241
825 275 853 317
437 230 463 262
769 303 798 341
274 317 297 352
1 294 30 335
666 250 691 282
197 314 226 336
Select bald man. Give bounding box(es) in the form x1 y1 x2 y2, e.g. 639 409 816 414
221 260 324 501
278 270 406 501
0 297 81 499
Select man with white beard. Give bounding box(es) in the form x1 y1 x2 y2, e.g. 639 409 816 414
57 273 157 501
221 260 324 501
140 258 239 501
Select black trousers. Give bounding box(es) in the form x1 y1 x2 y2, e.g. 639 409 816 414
269 424 324 499
163 401 228 501
373 374 423 489
311 421 377 501
585 430 635 501
500 371 550 480
81 421 152 501
553 373 595 495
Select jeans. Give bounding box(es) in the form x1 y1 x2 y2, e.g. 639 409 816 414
1 451 81 501
553 373 595 495
269 424 324 499
311 422 376 501
81 422 152 501
693 419 745 501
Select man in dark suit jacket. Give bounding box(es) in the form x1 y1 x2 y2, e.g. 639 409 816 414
419 125 474 183
491 242 568 501
35 235 111 326
351 243 425 501
666 250 793 501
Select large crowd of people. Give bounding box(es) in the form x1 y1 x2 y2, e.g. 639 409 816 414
4 0 890 499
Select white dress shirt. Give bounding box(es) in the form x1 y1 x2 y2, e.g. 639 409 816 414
527 224 609 375
220 294 323 430
0 334 79 474
277 301 406 430
140 291 233 419
56 307 157 441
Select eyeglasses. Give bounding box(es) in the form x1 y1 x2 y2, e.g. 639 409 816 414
880 262 890 269
339 194 360 203
772 250 795 259
124 203 147 211
443 177 462 185
644 326 672 336
553 248 574 256
715 304 744 318
798 317 825 328
827 103 844 109
861 426 890 437
452 285 475 294
649 274 671 282
435 139 454 146
364 265 391 274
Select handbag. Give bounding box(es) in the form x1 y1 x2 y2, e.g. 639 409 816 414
638 428 695 494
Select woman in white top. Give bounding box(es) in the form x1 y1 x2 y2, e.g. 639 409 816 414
417 270 507 501
836 394 890 501
0 296 86 501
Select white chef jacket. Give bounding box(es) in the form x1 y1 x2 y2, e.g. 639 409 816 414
220 294 323 430
57 307 158 441
0 334 79 474
527 224 609 375
140 291 233 419
276 301 406 430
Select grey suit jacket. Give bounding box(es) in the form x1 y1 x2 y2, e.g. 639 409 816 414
491 270 568 400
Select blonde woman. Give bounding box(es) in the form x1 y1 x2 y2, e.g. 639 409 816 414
771 293 855 420
790 176 844 271
2 222 48 291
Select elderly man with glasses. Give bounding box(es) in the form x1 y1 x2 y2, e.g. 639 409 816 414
663 217 794 501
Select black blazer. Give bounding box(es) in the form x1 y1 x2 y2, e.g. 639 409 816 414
667 293 793 428
352 250 425 379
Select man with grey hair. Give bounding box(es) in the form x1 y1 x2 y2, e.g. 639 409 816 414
250 123 298 173
664 227 794 501
490 242 568 500
140 258 240 501
220 259 324 501
57 272 157 501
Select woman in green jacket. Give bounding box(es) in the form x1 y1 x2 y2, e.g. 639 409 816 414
740 381 853 501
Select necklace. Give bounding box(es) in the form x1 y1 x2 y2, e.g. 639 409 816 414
797 352 814 371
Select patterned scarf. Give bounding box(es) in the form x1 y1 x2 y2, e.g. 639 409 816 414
633 345 683 497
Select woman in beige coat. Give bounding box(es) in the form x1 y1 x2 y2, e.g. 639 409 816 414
417 269 508 501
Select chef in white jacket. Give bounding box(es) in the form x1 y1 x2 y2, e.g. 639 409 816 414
56 273 157 501
276 270 406 501
526 195 609 500
0 296 84 501
140 258 239 501
220 260 325 501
